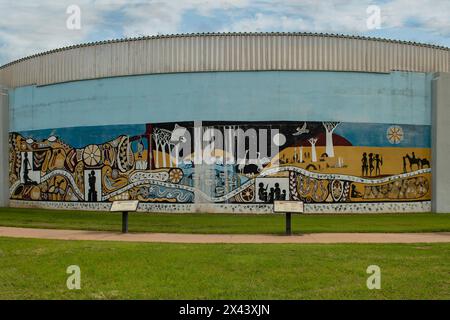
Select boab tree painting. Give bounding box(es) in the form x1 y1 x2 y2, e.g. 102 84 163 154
308 137 318 162
323 122 340 157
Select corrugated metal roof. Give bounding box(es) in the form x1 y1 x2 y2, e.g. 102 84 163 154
0 32 449 88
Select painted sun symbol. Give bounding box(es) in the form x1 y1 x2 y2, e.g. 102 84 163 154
386 126 404 144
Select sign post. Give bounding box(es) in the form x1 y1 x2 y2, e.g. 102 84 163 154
122 211 129 233
110 200 139 233
285 212 292 235
273 201 304 235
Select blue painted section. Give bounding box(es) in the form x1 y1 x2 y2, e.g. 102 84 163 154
16 121 431 149
9 71 433 132
334 123 431 148
18 124 146 149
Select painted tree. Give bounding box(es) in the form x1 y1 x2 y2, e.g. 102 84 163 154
153 128 172 168
322 122 340 157
299 146 303 163
308 138 318 162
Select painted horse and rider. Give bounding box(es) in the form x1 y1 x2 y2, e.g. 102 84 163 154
403 152 430 172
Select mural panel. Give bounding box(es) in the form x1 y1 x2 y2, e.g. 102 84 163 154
9 121 431 211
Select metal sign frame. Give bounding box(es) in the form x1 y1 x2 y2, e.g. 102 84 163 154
110 200 139 233
273 201 304 235
274 201 304 214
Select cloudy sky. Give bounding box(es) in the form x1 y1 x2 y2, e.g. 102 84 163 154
0 0 449 66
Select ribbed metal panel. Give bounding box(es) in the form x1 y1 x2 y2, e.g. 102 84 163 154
0 33 448 88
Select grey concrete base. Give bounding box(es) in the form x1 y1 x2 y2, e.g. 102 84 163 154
10 200 431 214
0 86 8 207
432 73 450 213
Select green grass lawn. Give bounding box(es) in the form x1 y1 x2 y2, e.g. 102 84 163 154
0 207 449 234
0 237 448 299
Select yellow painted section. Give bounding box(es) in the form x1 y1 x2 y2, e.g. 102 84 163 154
272 146 431 177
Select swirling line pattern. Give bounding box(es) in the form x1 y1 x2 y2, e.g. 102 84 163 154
10 169 84 200
10 166 431 204
129 171 169 183
260 166 431 184
40 170 85 200
138 185 194 203
102 177 255 202
9 180 21 197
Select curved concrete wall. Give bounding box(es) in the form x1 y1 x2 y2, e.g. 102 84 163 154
8 71 433 213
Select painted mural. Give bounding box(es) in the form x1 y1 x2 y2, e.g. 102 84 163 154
9 121 431 210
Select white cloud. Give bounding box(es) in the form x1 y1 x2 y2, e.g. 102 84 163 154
119 0 251 36
222 0 450 35
0 0 448 66
0 0 251 64
222 12 309 32
0 0 105 63
381 0 450 36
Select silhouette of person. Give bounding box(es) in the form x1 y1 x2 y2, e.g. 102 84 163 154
361 152 368 177
268 188 275 203
22 153 33 184
88 171 97 202
281 190 287 200
368 153 374 176
375 154 383 176
258 183 268 202
274 183 281 200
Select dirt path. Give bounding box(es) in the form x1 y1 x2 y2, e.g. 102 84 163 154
1 227 450 243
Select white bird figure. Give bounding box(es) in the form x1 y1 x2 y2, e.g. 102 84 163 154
292 122 309 136
256 152 270 167
237 150 249 174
